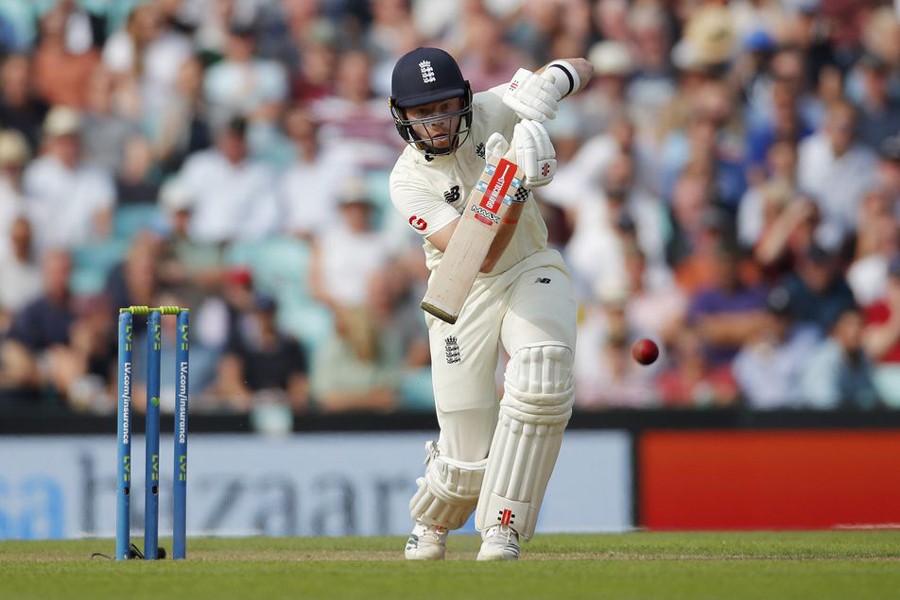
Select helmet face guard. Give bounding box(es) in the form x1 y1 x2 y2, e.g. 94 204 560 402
390 87 473 156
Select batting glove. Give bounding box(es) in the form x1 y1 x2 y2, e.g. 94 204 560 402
484 131 510 161
513 119 556 189
503 69 561 123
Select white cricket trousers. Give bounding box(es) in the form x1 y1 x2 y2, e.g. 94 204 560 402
425 248 577 463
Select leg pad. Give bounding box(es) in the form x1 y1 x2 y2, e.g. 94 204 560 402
476 344 574 540
410 441 487 530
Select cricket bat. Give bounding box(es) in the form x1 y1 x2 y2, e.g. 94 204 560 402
421 151 524 324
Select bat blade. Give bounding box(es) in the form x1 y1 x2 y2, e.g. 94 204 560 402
421 154 523 324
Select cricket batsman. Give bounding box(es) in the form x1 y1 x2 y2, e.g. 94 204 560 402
388 47 593 560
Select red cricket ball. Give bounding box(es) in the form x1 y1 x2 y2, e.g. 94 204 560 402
631 338 659 366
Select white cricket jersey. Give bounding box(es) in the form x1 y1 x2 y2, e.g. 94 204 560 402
389 85 548 274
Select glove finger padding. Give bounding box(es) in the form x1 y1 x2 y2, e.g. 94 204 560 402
484 132 510 161
513 119 557 188
503 68 561 123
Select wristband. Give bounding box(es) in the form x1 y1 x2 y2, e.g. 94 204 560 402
546 60 580 97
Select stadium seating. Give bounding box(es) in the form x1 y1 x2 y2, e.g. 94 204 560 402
224 236 334 352
112 204 162 240
69 237 130 296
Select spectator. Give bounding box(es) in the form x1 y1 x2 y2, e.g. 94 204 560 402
575 281 629 399
153 177 224 309
737 138 800 251
453 10 529 98
152 55 213 175
177 116 280 244
656 326 740 408
309 177 394 311
103 230 163 313
862 255 900 408
563 151 668 302
79 66 139 175
362 0 418 74
846 187 898 307
778 242 857 337
752 189 820 280
800 305 880 410
655 36 720 150
276 104 356 239
857 8 900 82
742 74 814 186
118 287 214 415
0 250 97 406
410 0 462 43
796 99 878 250
686 242 769 366
22 106 116 253
575 275 664 409
254 0 328 75
51 0 106 54
0 216 43 336
574 322 660 410
503 0 564 66
115 135 162 205
621 242 687 346
364 261 431 410
666 177 734 295
32 3 102 108
0 54 49 154
849 53 900 150
625 3 677 144
101 1 194 117
203 21 288 131
182 265 262 408
310 49 400 170
310 304 401 414
591 0 629 46
732 285 822 409
658 79 747 209
569 41 634 140
544 113 656 213
285 24 338 105
731 25 778 111
186 0 248 60
213 293 310 413
746 45 823 133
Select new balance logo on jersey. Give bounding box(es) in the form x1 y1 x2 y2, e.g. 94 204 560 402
419 60 435 83
443 185 460 203
444 336 460 364
534 277 551 284
475 142 485 159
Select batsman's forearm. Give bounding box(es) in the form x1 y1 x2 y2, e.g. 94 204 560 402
536 58 594 97
481 201 525 273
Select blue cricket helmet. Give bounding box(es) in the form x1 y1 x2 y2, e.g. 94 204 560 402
389 47 473 156
391 47 468 108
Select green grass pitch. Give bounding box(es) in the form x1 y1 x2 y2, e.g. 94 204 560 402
3 531 900 600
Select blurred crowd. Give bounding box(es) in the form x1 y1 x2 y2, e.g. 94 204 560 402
0 0 899 418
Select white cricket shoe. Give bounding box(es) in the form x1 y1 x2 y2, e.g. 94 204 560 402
404 521 448 560
476 525 520 561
